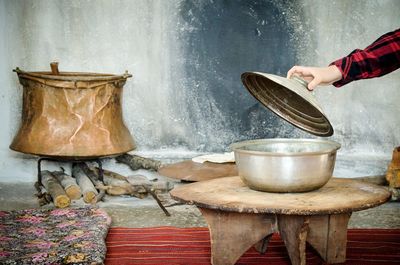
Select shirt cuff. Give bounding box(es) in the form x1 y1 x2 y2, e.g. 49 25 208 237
329 59 347 87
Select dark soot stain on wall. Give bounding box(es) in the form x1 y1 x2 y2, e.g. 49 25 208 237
177 0 303 151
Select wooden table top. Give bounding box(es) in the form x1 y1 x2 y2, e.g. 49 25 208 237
158 160 237 182
170 176 391 215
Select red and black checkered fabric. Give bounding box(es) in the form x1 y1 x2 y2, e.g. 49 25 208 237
331 28 400 87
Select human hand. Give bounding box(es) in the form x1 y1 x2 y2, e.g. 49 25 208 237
286 65 343 91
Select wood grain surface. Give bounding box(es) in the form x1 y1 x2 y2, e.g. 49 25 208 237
158 160 237 181
170 177 391 215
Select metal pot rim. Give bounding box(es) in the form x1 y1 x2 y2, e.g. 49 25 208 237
14 68 132 82
230 138 341 157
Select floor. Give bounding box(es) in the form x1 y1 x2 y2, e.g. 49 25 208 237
0 180 400 229
0 156 400 229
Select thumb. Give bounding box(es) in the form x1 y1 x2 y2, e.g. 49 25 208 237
307 78 320 91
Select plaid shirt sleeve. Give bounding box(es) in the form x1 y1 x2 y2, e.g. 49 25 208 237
330 28 400 87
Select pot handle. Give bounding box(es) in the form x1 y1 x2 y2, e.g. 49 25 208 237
122 70 132 79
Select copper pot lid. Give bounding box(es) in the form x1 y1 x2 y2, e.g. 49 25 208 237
241 72 333 137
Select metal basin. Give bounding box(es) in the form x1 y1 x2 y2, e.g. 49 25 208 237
230 138 341 193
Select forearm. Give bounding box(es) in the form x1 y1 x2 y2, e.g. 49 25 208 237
331 28 400 87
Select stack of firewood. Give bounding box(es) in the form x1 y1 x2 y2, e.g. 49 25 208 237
35 154 173 214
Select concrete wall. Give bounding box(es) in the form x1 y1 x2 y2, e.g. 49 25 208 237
1 0 399 182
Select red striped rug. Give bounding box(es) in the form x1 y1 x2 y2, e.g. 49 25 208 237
105 227 400 265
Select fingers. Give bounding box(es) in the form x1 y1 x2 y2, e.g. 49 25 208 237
307 77 321 91
287 66 317 90
287 66 297 79
287 66 302 79
287 66 313 79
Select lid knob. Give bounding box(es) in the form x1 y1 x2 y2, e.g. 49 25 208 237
50 62 59 75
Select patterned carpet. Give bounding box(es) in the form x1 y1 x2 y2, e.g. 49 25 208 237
105 227 400 265
0 207 111 264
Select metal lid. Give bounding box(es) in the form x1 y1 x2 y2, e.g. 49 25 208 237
241 72 333 137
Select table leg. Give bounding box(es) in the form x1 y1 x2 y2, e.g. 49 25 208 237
278 213 352 265
254 233 273 254
307 213 351 263
277 215 309 265
199 208 275 265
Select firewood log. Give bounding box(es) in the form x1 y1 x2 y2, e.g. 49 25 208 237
115 153 161 171
72 164 98 204
92 168 147 198
92 168 170 216
126 174 151 186
76 163 105 202
52 170 81 200
151 179 174 193
41 170 71 208
126 175 174 193
100 168 128 181
34 182 52 206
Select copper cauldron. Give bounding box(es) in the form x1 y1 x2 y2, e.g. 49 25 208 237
10 63 136 159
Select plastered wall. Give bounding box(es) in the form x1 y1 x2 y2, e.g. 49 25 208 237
0 0 399 182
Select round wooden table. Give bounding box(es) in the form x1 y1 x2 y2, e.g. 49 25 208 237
158 160 237 182
170 177 391 265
